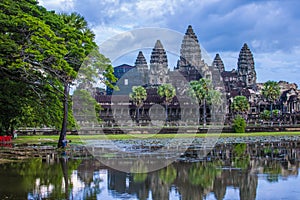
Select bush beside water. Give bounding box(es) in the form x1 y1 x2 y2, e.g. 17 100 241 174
233 115 246 133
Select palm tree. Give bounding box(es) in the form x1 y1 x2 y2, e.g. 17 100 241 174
157 83 176 123
129 86 147 124
262 81 280 118
208 89 224 123
189 78 211 127
231 95 250 119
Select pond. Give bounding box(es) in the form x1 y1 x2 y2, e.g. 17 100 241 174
0 139 300 200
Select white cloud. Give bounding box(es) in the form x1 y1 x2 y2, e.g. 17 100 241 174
38 0 300 87
39 0 74 12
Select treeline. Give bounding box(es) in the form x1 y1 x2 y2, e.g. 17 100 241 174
0 0 115 146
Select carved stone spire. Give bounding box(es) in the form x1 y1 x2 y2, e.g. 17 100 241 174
135 51 148 84
177 25 202 69
213 53 225 72
149 40 169 85
150 40 168 65
237 43 256 86
135 51 148 71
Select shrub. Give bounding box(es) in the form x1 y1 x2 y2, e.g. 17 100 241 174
260 110 270 120
232 115 246 133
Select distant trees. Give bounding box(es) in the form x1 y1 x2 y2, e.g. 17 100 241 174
189 78 222 127
157 84 176 123
129 86 147 124
231 96 250 118
262 81 280 117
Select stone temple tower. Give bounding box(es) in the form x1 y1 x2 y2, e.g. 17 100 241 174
237 43 256 87
177 25 202 70
212 53 225 72
134 51 149 85
175 25 211 81
149 40 169 85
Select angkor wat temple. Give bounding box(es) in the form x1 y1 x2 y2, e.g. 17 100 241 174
94 25 300 126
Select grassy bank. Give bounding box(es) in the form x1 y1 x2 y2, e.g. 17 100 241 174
10 131 300 146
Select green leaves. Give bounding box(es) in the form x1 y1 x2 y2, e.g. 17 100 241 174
231 95 250 115
262 81 280 102
157 83 176 104
129 86 147 108
0 0 117 136
189 78 212 104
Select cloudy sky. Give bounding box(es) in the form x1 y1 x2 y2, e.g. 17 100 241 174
39 0 300 85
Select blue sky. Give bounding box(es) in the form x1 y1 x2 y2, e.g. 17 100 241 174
39 0 300 86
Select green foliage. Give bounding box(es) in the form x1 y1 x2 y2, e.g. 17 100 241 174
133 173 148 183
260 110 271 120
157 84 176 104
0 158 82 198
262 81 280 102
129 86 147 108
231 96 250 115
0 0 116 141
158 165 177 184
260 109 280 120
189 78 212 104
233 143 247 157
232 115 246 133
188 162 220 189
273 109 280 117
72 89 100 124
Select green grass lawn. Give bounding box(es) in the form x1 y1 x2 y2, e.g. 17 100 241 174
12 131 300 146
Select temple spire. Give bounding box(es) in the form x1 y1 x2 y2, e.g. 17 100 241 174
135 51 148 70
213 53 225 72
135 51 148 84
154 40 164 49
237 43 256 86
149 40 169 85
177 25 202 70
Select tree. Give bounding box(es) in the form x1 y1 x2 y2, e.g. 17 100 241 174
231 95 250 118
262 81 280 117
0 1 116 146
0 0 71 135
189 78 212 127
157 84 176 123
232 115 247 133
129 86 147 124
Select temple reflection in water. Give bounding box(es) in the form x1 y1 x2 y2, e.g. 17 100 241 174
1 140 298 199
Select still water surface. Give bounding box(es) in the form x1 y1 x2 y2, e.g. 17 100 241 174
0 140 300 200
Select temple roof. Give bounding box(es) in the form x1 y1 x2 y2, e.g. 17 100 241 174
213 53 225 72
185 25 199 43
150 40 168 64
154 40 164 49
135 51 147 66
238 43 254 68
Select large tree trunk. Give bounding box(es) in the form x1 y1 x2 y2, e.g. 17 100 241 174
203 99 207 127
165 104 168 124
136 107 139 124
270 102 273 126
58 82 69 148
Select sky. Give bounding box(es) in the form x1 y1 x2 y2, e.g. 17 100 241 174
39 0 300 86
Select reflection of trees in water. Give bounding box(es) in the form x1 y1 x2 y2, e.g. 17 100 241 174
1 141 299 199
188 162 221 188
158 165 177 184
105 142 299 200
0 158 81 199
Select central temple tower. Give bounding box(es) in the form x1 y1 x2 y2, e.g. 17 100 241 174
175 25 211 81
237 43 256 87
